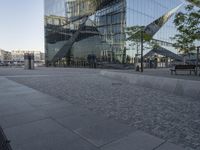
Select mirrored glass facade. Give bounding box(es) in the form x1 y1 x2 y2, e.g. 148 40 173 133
45 0 185 66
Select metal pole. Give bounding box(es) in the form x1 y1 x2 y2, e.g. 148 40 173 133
141 30 144 72
196 46 200 76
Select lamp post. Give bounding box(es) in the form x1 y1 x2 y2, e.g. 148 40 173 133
196 46 200 76
107 31 114 63
111 33 114 63
141 30 144 72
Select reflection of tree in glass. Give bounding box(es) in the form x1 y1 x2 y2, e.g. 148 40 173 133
186 0 200 7
172 4 200 57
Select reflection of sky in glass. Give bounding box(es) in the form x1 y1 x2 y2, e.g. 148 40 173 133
44 0 200 58
126 0 183 43
125 0 190 57
45 0 66 17
126 0 181 26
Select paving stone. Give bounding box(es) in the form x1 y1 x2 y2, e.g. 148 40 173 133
75 119 135 147
0 117 7 128
0 86 36 96
55 112 107 131
101 131 164 150
13 128 99 150
40 104 90 119
23 94 63 107
4 119 66 146
0 101 37 117
1 110 49 129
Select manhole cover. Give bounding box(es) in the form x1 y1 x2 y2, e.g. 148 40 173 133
0 127 12 150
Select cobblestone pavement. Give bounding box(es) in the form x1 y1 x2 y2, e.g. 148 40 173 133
113 68 200 81
1 68 200 150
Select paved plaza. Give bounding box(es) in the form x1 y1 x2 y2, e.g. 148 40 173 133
0 67 200 150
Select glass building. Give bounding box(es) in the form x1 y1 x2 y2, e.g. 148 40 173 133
44 0 192 67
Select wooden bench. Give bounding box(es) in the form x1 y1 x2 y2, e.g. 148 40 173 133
170 65 196 75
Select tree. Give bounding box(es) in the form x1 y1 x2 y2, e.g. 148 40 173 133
126 26 152 53
172 4 200 59
126 26 158 71
126 26 159 55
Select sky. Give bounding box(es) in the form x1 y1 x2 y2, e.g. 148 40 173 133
0 0 44 52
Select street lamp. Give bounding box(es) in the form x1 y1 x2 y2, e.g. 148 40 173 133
141 30 144 72
110 32 114 63
196 46 200 75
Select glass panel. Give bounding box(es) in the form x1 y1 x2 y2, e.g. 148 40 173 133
45 0 190 65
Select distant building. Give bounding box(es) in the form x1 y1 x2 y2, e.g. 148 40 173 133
33 51 45 62
11 50 45 63
0 49 12 63
11 50 26 62
45 15 67 26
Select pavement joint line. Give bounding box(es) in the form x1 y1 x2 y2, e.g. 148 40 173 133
97 130 166 150
2 77 63 101
152 140 167 150
0 109 44 119
97 132 133 149
1 74 99 78
2 75 56 78
49 116 100 149
2 117 52 130
73 123 136 148
51 113 136 149
0 109 48 120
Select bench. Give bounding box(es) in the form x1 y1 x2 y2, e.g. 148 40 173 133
170 65 196 75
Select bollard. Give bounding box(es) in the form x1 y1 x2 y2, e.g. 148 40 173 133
24 53 34 70
136 65 140 72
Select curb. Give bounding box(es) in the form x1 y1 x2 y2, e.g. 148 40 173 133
100 70 200 99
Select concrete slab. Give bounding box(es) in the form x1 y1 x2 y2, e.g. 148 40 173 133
39 103 90 119
1 110 48 129
0 89 69 108
101 131 164 150
75 119 135 147
22 93 63 107
0 101 37 117
0 86 37 96
0 78 20 87
55 112 107 131
0 117 7 128
156 142 188 150
100 70 200 99
0 91 42 102
14 130 99 150
4 119 67 146
0 77 99 150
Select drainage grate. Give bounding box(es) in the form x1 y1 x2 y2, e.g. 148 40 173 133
0 126 12 150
